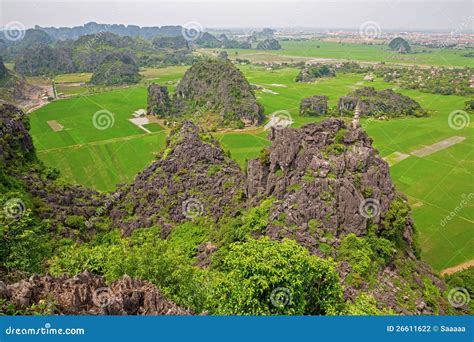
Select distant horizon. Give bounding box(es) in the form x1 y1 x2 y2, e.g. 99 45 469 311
1 0 472 33
0 21 470 34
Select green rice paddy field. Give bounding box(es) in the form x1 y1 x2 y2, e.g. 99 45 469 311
225 40 474 67
29 59 473 272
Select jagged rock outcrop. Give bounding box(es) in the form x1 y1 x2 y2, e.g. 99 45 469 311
147 84 172 117
299 95 328 116
0 60 40 106
338 87 427 117
0 271 192 315
296 64 335 82
0 102 105 235
110 122 246 236
0 101 35 165
246 119 416 254
174 60 264 126
20 174 106 235
338 96 358 112
256 38 281 50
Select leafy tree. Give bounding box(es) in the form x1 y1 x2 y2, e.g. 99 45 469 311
0 193 52 274
212 237 343 315
388 37 411 53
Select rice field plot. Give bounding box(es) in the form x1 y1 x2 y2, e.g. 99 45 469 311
224 40 474 67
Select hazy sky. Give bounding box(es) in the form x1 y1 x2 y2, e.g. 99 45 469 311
0 0 473 31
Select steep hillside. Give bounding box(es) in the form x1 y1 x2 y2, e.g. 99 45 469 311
173 60 265 127
110 122 246 236
89 52 141 86
0 58 41 106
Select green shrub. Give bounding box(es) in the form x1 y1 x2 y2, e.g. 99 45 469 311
337 233 394 280
1 193 52 274
212 237 343 315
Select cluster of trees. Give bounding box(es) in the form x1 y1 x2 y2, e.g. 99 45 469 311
296 64 335 82
374 66 473 96
388 37 412 54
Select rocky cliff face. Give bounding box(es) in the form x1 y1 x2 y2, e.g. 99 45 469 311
338 87 427 117
296 65 335 83
147 84 172 117
0 101 35 165
300 95 328 116
0 57 7 78
0 271 191 315
110 122 246 236
0 102 106 237
246 119 416 255
256 38 281 50
174 60 265 126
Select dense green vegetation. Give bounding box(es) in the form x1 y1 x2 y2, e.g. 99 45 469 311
296 64 335 82
388 37 412 54
12 32 197 77
89 53 141 86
